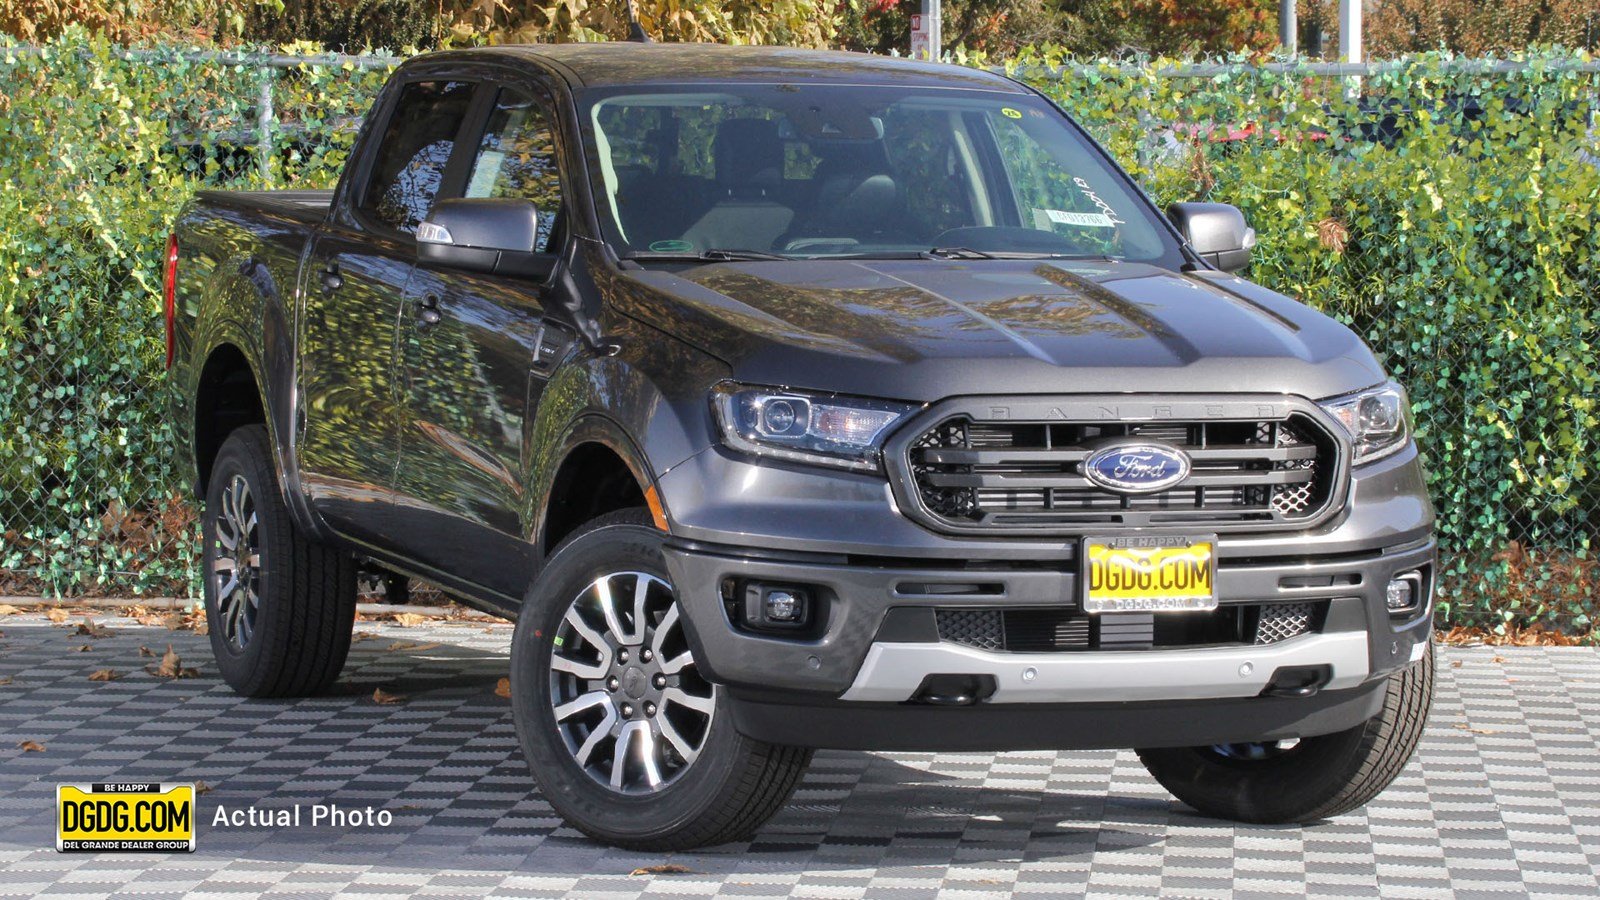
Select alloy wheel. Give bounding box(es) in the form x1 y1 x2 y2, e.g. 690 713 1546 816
548 571 715 794
212 474 262 651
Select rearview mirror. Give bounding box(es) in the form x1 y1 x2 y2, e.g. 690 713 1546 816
1167 202 1256 273
417 198 558 280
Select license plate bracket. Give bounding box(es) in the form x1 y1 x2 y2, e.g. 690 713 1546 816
1081 535 1217 613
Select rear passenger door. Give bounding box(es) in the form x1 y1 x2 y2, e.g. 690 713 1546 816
389 81 570 599
298 77 480 550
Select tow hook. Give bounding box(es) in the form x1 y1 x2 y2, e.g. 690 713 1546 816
910 674 997 706
1259 665 1332 698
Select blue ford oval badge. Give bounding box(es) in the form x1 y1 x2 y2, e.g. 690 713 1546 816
1082 442 1191 493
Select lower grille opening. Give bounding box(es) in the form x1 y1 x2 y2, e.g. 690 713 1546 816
934 601 1327 652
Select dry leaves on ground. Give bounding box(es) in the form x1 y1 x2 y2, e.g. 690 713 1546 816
1438 624 1589 647
631 864 697 876
386 640 441 652
72 644 92 652
0 604 20 616
0 676 13 685
495 677 511 699
88 669 122 682
73 618 112 638
1453 723 1503 735
385 613 429 627
372 687 407 705
178 609 207 634
195 781 214 795
45 608 69 624
18 740 44 752
138 645 156 657
351 631 381 643
147 645 200 679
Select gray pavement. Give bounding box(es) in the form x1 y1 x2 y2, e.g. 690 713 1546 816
1 612 1597 898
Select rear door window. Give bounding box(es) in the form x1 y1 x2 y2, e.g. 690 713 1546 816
360 80 477 234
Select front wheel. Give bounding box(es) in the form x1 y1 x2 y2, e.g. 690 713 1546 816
1137 642 1434 824
510 509 811 849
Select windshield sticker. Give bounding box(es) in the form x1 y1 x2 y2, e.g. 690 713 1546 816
649 240 694 253
1001 107 1023 119
1038 208 1116 229
1071 177 1128 226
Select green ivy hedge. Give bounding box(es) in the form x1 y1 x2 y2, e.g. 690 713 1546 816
1 31 1594 636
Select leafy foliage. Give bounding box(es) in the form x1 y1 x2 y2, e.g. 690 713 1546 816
0 31 1595 638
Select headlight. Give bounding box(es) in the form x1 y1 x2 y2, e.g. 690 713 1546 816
711 383 918 472
1319 381 1411 463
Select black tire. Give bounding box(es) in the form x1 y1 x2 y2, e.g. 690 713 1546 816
1137 642 1435 824
202 425 358 698
510 508 811 850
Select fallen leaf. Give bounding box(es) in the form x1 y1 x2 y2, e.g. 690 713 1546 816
178 610 207 633
72 644 92 653
495 677 511 699
46 608 69 624
73 618 111 638
195 781 214 795
631 864 697 876
138 645 156 657
1451 660 1463 668
1453 723 1502 736
89 669 121 682
372 687 407 705
386 640 441 652
1491 655 1506 664
147 644 200 679
18 740 44 752
388 613 427 627
0 604 20 616
351 631 381 643
0 676 13 685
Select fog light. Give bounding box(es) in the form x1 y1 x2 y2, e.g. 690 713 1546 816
739 582 814 632
765 589 802 622
1386 574 1417 612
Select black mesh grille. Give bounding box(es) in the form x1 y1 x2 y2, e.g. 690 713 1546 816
933 601 1328 652
908 414 1337 532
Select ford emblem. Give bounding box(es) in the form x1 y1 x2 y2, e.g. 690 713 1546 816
1081 442 1192 494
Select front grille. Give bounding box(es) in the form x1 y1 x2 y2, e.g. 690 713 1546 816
1253 601 1317 644
934 601 1326 652
906 413 1338 532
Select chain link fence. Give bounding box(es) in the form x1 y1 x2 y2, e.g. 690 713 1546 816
1 36 1595 637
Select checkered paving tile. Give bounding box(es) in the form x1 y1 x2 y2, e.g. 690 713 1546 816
1 613 1596 899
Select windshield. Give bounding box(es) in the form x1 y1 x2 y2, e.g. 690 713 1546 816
579 84 1182 264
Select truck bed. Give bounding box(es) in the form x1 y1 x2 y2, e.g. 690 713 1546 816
193 189 333 223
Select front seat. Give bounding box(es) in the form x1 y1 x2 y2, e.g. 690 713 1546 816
681 119 794 253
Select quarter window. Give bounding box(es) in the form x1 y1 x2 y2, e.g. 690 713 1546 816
465 89 563 252
361 80 476 234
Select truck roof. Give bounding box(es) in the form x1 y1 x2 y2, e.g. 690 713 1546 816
432 43 1027 93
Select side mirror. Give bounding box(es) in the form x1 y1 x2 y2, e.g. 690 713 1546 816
1167 202 1257 273
417 198 557 280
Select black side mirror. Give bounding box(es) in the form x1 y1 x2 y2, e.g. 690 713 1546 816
1167 202 1257 273
417 198 558 280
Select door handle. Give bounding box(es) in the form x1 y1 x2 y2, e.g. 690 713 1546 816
319 263 343 292
417 293 441 327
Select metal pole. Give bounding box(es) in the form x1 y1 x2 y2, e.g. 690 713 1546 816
256 69 274 186
923 0 941 62
1280 0 1297 54
1338 0 1362 63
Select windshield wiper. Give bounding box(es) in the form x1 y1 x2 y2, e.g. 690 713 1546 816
624 248 797 262
923 246 997 259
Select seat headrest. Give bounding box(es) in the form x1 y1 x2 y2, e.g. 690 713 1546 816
714 118 784 189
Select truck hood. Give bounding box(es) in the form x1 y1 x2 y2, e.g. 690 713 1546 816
619 258 1385 402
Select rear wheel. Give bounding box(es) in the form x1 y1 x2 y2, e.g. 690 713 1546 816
511 508 811 849
1137 642 1434 823
202 425 358 697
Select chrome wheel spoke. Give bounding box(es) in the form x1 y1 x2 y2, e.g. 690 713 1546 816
551 653 608 681
610 721 643 789
573 707 617 766
638 727 664 788
554 690 611 722
662 686 714 716
655 713 699 765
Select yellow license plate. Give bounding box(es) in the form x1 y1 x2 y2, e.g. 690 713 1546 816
57 783 196 852
1082 537 1216 612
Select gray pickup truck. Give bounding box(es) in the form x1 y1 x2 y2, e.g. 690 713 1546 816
166 43 1436 849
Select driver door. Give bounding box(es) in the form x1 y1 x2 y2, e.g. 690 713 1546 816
389 83 569 600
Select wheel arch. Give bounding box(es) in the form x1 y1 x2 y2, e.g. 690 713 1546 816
535 415 667 559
